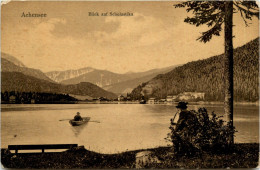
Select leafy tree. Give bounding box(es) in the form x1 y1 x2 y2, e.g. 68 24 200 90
175 1 259 145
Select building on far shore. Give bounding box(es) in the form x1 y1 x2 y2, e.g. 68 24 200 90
118 95 125 101
9 95 16 103
178 92 205 101
148 98 156 104
172 95 178 101
31 99 35 104
166 96 173 102
166 96 177 103
159 99 166 104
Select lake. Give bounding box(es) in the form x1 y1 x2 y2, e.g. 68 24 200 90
1 104 259 153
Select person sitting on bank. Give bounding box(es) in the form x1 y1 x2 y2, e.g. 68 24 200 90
173 101 196 154
175 102 195 131
74 112 83 121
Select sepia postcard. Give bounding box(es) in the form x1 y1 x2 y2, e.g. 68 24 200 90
1 0 259 168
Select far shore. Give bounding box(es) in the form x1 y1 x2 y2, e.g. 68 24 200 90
2 100 258 106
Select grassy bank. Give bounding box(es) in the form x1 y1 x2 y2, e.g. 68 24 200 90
1 143 259 169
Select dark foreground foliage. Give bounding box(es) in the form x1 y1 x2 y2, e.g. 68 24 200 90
167 108 236 155
1 143 259 169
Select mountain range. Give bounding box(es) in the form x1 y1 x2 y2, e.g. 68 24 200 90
103 67 176 94
130 38 259 102
45 67 96 83
1 52 25 67
2 54 54 83
1 53 117 99
46 65 177 95
1 52 177 98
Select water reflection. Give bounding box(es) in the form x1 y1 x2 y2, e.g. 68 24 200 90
69 122 89 137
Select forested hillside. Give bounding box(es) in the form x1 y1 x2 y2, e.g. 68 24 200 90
130 38 259 102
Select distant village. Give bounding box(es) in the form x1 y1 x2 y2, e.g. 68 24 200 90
118 92 205 104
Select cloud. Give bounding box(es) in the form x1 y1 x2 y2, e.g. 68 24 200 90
2 18 85 70
32 18 67 38
2 8 258 74
89 13 172 46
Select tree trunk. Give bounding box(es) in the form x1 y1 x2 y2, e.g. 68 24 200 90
224 1 234 145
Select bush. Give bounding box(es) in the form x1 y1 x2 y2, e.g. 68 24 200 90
167 108 236 155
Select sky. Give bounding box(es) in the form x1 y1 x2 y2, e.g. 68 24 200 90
1 1 259 73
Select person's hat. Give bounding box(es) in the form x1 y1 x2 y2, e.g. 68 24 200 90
77 112 80 114
176 102 188 109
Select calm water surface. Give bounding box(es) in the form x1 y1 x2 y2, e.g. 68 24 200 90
1 104 259 153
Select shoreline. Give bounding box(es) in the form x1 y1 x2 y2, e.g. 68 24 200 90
1 143 259 168
1 101 259 106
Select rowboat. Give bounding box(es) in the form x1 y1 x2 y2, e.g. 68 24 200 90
69 117 90 126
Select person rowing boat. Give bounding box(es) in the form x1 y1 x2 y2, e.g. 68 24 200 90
74 112 83 121
70 112 90 126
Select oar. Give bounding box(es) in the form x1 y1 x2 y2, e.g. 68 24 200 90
59 119 100 123
59 119 71 121
88 120 100 123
